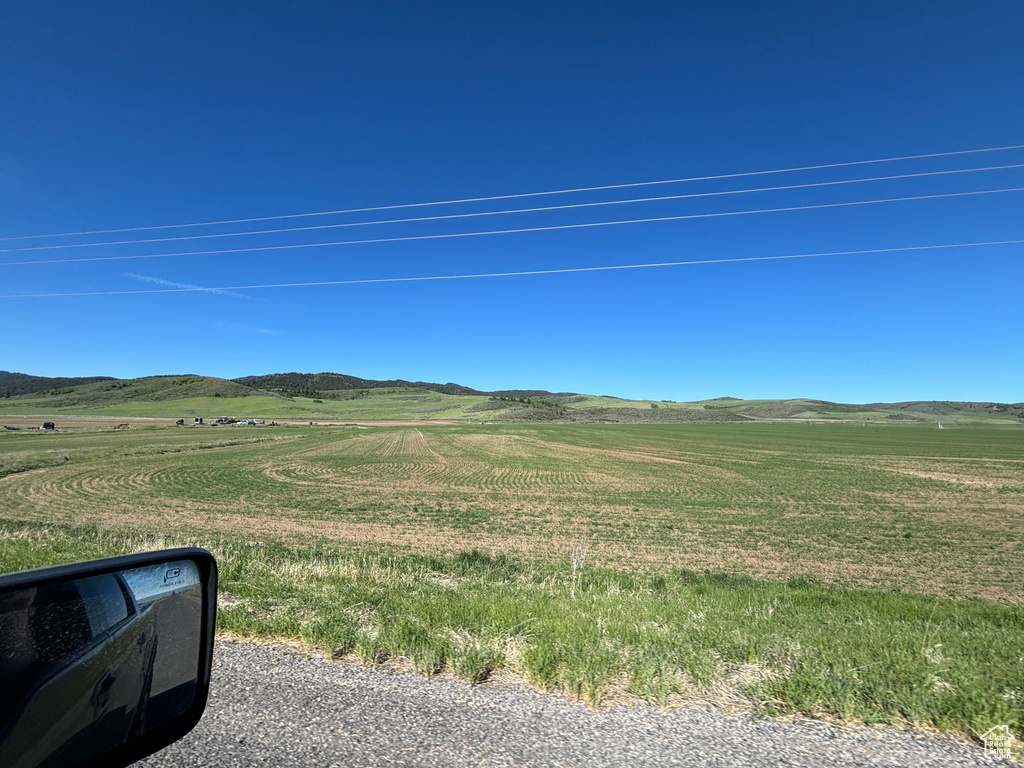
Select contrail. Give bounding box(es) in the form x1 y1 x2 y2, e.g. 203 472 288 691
124 273 259 300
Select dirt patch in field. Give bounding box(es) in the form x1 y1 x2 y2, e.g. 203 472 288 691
891 455 1024 464
873 466 1006 488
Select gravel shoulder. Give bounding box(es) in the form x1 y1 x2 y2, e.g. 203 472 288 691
135 640 1009 767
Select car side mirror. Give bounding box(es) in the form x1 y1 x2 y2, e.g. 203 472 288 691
0 549 217 768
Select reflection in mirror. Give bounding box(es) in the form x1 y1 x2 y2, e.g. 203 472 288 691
0 559 204 768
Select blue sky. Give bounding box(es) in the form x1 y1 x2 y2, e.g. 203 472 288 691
2 1 1022 403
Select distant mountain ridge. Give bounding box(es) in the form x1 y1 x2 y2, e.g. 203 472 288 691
232 372 578 400
1 370 1020 424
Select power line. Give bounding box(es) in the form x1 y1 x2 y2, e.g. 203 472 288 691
4 185 1024 268
3 239 1021 299
6 161 1023 253
3 142 1024 242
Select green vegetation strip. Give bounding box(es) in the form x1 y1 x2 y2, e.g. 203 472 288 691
2 521 1021 745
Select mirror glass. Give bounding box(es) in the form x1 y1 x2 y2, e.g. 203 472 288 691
0 559 204 768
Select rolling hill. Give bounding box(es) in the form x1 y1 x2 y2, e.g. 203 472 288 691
0 371 1020 425
231 372 578 400
0 371 115 398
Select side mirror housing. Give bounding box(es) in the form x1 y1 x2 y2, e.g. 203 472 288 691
0 549 217 768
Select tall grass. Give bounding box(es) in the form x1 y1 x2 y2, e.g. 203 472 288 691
2 520 1021 749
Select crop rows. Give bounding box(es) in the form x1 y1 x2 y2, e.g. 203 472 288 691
1 423 1021 601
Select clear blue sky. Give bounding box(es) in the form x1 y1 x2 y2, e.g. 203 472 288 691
2 1 1022 403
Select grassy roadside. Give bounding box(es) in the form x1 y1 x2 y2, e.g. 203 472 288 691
2 520 1021 750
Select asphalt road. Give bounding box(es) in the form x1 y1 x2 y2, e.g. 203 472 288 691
139 640 1003 767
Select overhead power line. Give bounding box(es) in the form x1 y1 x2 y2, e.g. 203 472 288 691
2 239 1021 299
3 142 1024 242
4 185 1024 268
6 161 1023 253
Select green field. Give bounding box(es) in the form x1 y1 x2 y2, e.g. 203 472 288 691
1 420 1022 746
